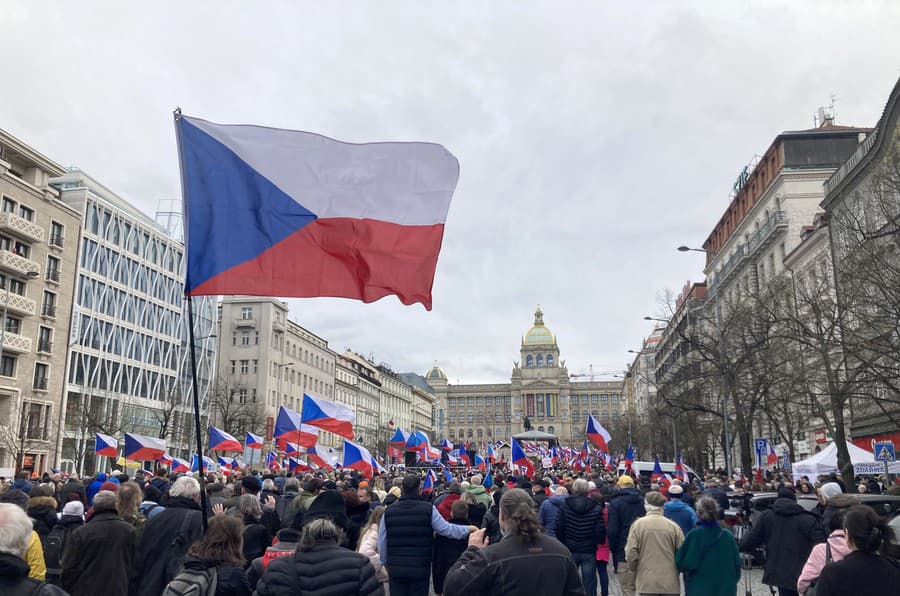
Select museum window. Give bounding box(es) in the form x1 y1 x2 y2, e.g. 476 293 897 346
476 429 483 438
536 354 543 367
591 394 599 405
572 410 580 420
571 395 579 405
548 426 555 434
538 426 544 432
467 429 473 438
526 355 533 367
546 354 554 366
611 395 618 404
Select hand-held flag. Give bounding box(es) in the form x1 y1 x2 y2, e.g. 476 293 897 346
209 426 243 452
95 433 118 457
175 114 460 310
342 440 374 478
245 432 264 449
124 433 166 461
585 414 612 452
171 457 191 474
651 455 664 482
301 394 356 439
512 439 534 478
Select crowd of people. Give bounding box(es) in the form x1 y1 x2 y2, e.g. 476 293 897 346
0 464 897 595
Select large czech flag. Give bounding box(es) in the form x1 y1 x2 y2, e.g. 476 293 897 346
191 454 216 473
209 426 243 452
245 432 264 449
342 439 374 478
511 439 534 478
124 433 166 461
306 445 333 470
176 114 459 311
390 427 410 446
301 394 355 439
95 433 118 457
273 406 319 447
585 414 612 452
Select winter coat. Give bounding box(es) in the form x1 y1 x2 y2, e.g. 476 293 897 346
815 550 900 596
242 521 272 567
625 509 684 595
538 494 567 537
466 501 487 528
27 496 59 539
821 494 858 534
59 481 86 505
595 505 610 562
702 487 730 519
254 543 383 596
85 479 105 505
443 533 585 596
482 504 502 546
345 501 370 550
533 490 549 509
464 484 493 509
357 522 388 583
663 498 698 537
149 475 171 495
60 510 135 596
12 477 33 494
555 495 606 555
437 492 462 521
432 517 470 594
180 556 251 596
132 496 204 596
0 553 68 596
25 531 46 580
797 529 851 594
739 497 825 590
607 487 645 558
675 522 741 596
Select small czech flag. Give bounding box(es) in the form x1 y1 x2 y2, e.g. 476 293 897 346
246 432 264 449
209 426 243 452
95 433 118 457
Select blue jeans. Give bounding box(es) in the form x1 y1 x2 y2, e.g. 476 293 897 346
597 559 609 596
572 552 598 596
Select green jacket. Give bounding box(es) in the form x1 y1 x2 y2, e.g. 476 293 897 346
465 484 492 509
675 523 741 596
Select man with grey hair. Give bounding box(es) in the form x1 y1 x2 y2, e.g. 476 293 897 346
61 491 134 596
555 478 606 596
465 474 492 509
0 502 68 594
132 476 204 596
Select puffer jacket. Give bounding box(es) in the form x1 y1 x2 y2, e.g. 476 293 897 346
357 522 388 583
607 488 645 558
663 498 697 537
555 495 606 555
538 494 567 537
465 484 492 509
254 543 383 596
796 529 851 594
739 497 825 590
482 504 502 546
132 496 204 596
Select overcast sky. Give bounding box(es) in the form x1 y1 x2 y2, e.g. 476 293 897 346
3 2 900 384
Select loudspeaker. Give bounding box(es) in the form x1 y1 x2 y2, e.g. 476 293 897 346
404 451 417 468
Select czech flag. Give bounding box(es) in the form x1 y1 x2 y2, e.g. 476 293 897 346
289 457 312 472
585 414 612 451
483 469 493 489
342 440 374 478
459 443 470 467
372 456 387 476
266 451 282 472
246 432 264 449
277 440 301 456
390 427 410 446
624 444 635 474
441 438 454 451
767 442 778 467
157 453 174 466
486 443 495 462
581 439 589 459
512 439 534 478
443 465 454 483
651 455 664 482
176 114 459 310
171 457 191 474
300 394 355 439
191 454 216 473
209 426 243 452
405 431 428 451
307 446 333 470
422 469 436 494
217 456 236 469
95 433 118 457
124 433 166 461
674 453 687 482
474 453 486 471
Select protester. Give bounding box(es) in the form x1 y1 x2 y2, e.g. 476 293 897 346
538 486 569 537
357 506 388 587
433 500 471 596
0 488 47 580
247 528 302 590
436 482 463 521
625 491 684 596
465 474 493 509
607 473 644 596
589 489 611 596
481 488 504 546
675 496 741 596
555 478 606 596
818 482 857 533
797 508 851 595
461 491 487 528
701 479 729 520
240 493 271 566
532 479 549 508
26 485 58 540
60 490 135 596
443 488 585 596
663 484 697 537
132 476 205 596
0 503 68 595
115 480 147 541
254 517 383 595
175 514 251 596
740 487 825 596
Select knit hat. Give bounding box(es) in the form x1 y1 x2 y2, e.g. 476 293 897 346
820 482 842 501
63 501 84 517
241 476 262 493
668 484 684 496
777 487 797 501
645 491 666 508
616 475 635 488
304 489 349 532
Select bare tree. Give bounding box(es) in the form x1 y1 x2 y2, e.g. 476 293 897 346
209 373 265 437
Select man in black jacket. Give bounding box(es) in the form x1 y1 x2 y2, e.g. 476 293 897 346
740 488 825 596
132 476 204 596
555 478 606 596
0 503 69 596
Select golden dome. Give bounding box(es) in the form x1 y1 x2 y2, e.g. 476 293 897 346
523 306 556 345
426 362 447 381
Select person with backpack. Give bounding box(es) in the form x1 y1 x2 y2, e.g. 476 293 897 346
60 490 135 596
132 476 205 596
0 503 68 596
675 497 741 596
43 501 84 586
165 515 251 596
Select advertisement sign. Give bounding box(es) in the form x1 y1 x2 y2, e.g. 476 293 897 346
265 416 275 441
814 429 828 444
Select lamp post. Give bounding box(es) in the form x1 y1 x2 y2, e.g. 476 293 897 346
676 245 733 479
274 361 295 409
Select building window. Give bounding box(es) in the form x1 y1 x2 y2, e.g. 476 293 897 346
601 394 608 404
1 197 15 213
0 274 25 296
230 360 236 374
50 221 65 248
46 256 61 282
548 425 555 434
33 363 49 390
571 395 579 405
254 331 259 345
241 332 249 346
536 354 543 367
18 205 34 222
240 307 253 319
538 426 544 432
37 326 52 353
526 355 533 367
252 360 258 374
0 355 15 377
42 291 57 317
611 395 618 404
547 354 554 366
232 332 237 346
591 394 599 405
3 315 21 335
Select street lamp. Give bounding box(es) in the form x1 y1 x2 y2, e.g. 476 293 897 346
643 316 668 323
274 361 295 408
676 244 733 479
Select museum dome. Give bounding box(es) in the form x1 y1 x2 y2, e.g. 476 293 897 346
523 306 556 345
426 363 447 381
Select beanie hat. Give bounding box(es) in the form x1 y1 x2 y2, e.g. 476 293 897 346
668 484 684 496
777 487 797 501
63 501 84 517
616 475 635 488
820 482 842 501
304 489 350 532
100 481 119 492
241 476 262 493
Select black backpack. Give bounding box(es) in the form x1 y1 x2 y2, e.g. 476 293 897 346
162 566 218 596
42 525 68 584
164 511 200 583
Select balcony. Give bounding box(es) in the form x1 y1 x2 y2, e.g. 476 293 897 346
0 293 36 317
0 212 44 244
747 210 788 255
0 250 39 278
234 317 256 329
1 332 31 354
708 244 747 292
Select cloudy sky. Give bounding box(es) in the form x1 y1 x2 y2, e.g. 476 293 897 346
3 2 900 384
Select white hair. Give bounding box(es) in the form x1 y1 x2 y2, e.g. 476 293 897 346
554 486 568 496
169 476 201 499
0 503 34 557
262 478 275 491
470 474 483 486
572 478 590 496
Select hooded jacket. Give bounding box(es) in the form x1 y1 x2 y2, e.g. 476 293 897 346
465 484 493 509
796 529 851 594
0 553 68 596
254 543 383 596
181 555 251 596
555 495 606 555
663 498 697 537
85 474 107 505
538 494 567 537
739 497 825 590
27 496 58 539
607 487 645 557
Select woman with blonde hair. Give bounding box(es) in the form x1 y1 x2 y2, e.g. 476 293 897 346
116 481 146 540
357 505 388 586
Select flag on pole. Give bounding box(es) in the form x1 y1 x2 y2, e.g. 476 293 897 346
157 452 174 466
585 414 612 451
390 428 411 446
459 442 470 467
512 439 534 478
209 426 243 452
175 114 460 310
422 469 435 494
624 444 635 474
441 438 454 451
191 454 216 473
306 445 333 470
171 457 191 474
95 433 118 457
651 455 664 482
342 440 374 478
245 432 264 449
300 394 356 439
767 442 778 467
674 452 687 482
124 433 167 461
266 451 282 472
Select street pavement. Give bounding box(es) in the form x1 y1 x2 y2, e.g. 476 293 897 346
605 565 770 595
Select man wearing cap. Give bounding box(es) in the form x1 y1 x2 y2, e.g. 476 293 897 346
663 484 697 537
625 491 684 596
740 487 825 596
